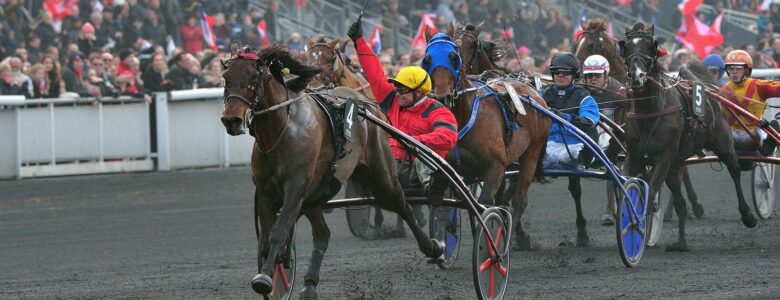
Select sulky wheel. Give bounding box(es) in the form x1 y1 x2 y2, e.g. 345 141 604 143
645 190 663 247
268 232 296 300
344 180 373 238
429 206 462 270
616 179 648 267
472 207 511 300
751 154 777 219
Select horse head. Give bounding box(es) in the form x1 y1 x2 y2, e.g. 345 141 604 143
454 22 504 75
306 36 343 88
576 18 626 83
422 23 462 107
620 22 659 90
221 42 320 136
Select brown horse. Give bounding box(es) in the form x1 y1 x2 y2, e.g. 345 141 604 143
453 22 507 76
619 23 755 252
220 43 443 298
574 18 628 84
424 25 551 250
306 37 375 100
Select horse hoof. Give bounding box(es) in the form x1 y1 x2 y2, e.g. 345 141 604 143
576 235 590 248
599 213 615 226
692 204 705 219
513 234 534 251
742 214 758 228
430 239 445 260
250 273 273 295
300 284 318 300
665 241 689 252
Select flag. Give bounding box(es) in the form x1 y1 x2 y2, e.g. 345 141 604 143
44 0 74 21
296 0 308 8
368 24 382 54
675 13 723 58
199 5 217 51
501 27 513 39
678 0 703 15
572 5 587 40
257 20 271 47
411 13 437 48
759 0 772 11
616 0 631 5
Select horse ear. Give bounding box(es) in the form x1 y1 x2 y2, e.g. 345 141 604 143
648 24 655 35
308 37 316 48
231 41 241 56
447 22 456 37
624 24 632 38
580 19 587 31
220 59 228 70
425 26 433 42
475 21 484 34
328 38 340 49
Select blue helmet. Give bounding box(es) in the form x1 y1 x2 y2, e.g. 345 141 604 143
702 54 725 81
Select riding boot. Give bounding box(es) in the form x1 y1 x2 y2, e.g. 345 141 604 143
427 171 449 207
761 120 780 156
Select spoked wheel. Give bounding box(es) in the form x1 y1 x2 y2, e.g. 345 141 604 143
344 180 374 238
751 154 776 219
473 207 511 300
429 206 462 270
646 191 663 247
616 179 648 268
269 232 296 300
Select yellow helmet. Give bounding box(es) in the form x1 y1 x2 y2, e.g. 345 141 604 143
388 66 431 95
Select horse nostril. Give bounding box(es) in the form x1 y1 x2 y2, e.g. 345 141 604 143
221 116 242 129
638 73 646 79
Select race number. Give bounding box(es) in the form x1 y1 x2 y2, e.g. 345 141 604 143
693 83 705 118
344 99 356 142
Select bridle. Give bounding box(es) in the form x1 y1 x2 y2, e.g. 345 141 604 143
456 29 483 75
223 52 265 110
307 42 342 88
622 30 658 88
575 30 606 60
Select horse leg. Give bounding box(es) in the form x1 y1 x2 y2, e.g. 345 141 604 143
252 179 308 295
477 163 505 206
569 177 589 247
255 188 276 275
665 166 689 252
711 138 757 228
510 151 543 251
299 207 330 300
683 167 704 218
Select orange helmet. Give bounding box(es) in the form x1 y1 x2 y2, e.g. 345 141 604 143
724 50 753 69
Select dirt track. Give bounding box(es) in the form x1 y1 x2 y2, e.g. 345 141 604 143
1 165 778 299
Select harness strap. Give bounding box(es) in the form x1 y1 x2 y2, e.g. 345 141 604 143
626 105 680 120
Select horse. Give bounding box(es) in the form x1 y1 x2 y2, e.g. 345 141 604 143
424 24 551 250
575 18 704 222
453 22 507 76
220 43 444 298
306 36 375 100
619 22 756 252
574 18 628 84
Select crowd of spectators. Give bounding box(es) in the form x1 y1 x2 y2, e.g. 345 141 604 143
1 0 779 100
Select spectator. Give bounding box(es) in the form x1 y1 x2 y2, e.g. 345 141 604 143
142 53 173 92
141 10 168 47
88 53 120 97
382 0 410 53
435 0 456 25
288 33 306 53
14 47 30 72
544 8 567 51
166 52 199 90
454 2 470 24
263 1 281 42
470 0 492 24
62 52 98 97
90 11 110 49
40 55 64 98
7 57 33 98
79 23 98 57
202 56 225 88
180 15 204 54
213 13 232 47
27 35 43 65
35 11 60 51
28 64 54 98
116 49 140 95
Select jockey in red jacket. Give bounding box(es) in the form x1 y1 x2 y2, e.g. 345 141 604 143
348 20 457 209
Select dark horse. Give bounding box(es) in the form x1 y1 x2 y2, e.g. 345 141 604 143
424 25 551 250
576 18 704 222
619 23 756 251
220 44 443 298
574 18 627 84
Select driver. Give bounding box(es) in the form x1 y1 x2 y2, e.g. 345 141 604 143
720 50 780 157
542 52 600 169
347 20 458 232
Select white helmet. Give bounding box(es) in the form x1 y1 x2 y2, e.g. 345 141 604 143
582 55 610 75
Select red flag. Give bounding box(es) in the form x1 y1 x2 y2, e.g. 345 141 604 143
43 0 75 21
675 13 723 58
678 0 704 15
257 20 271 46
411 13 437 48
616 0 631 5
296 0 308 8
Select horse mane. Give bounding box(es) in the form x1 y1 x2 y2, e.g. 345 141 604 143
258 44 322 93
315 36 328 43
586 18 608 33
679 60 710 84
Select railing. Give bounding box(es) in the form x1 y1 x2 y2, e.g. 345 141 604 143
0 95 153 179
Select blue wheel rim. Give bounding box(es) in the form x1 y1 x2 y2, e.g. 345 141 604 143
620 185 645 261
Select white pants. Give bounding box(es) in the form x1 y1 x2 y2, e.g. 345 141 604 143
543 141 585 170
